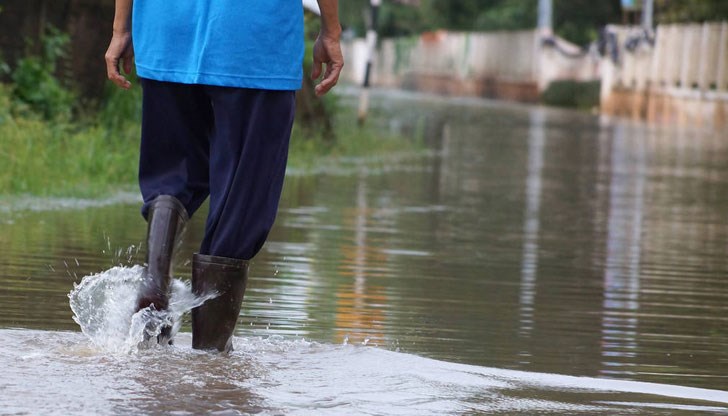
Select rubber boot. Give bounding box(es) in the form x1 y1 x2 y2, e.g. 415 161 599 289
136 195 188 343
191 253 249 352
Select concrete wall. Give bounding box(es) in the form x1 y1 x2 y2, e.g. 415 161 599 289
342 30 600 103
343 23 728 128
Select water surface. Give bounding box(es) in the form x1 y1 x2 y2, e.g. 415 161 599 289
1 90 728 414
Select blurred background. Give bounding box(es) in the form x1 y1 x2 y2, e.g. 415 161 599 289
2 0 726 198
1 1 727 126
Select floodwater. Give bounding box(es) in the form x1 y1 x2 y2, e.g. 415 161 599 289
2 90 728 414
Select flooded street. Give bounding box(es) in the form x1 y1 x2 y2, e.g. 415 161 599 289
1 90 728 414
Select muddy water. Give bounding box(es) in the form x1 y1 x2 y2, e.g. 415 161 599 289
1 90 728 414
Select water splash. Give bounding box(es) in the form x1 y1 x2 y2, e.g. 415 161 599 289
68 266 215 354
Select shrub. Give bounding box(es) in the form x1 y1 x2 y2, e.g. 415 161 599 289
541 80 600 109
10 26 76 121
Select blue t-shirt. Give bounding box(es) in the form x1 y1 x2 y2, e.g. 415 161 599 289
132 1 304 90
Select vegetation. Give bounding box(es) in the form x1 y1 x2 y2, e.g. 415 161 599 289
5 1 727 198
340 0 619 45
340 0 728 45
0 28 420 198
10 26 75 120
654 0 728 23
541 80 601 110
0 27 135 197
0 82 137 197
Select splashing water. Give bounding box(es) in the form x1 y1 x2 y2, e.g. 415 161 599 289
68 265 216 354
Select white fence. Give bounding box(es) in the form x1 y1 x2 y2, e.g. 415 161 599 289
601 22 728 126
606 23 728 95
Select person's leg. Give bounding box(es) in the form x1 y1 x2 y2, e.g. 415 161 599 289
139 78 213 219
200 87 296 259
191 253 249 351
137 79 215 343
192 87 295 352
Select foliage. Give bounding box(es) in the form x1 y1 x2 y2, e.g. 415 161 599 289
378 3 432 37
0 15 426 197
655 0 728 23
0 56 9 78
428 0 503 31
338 0 371 36
10 26 75 121
554 0 621 46
0 78 419 197
541 80 601 110
339 0 435 37
0 84 138 197
339 0 629 45
288 114 423 173
340 0 728 45
1 79 422 197
97 71 142 132
472 1 537 32
298 11 337 139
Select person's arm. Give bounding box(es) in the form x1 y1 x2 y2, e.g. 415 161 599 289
312 0 344 96
105 0 135 89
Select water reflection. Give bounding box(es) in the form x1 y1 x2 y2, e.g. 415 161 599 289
335 173 387 345
601 122 646 375
519 107 546 344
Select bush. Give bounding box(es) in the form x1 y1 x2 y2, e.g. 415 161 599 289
0 83 139 197
98 71 142 132
10 26 76 121
541 80 600 109
0 24 417 197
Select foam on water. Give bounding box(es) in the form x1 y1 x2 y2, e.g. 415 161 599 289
68 265 215 354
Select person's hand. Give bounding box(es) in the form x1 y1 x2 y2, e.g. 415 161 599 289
105 31 135 89
311 30 344 97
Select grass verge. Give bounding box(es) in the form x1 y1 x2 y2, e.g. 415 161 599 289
0 86 420 198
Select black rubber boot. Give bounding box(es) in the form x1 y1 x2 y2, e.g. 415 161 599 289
136 195 188 343
191 253 249 353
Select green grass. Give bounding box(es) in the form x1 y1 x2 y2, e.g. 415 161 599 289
0 26 422 198
0 118 140 197
0 85 420 198
0 90 140 197
288 119 422 172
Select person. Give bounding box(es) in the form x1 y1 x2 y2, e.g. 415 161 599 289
104 0 343 352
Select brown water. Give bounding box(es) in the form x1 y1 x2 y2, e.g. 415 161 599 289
1 90 727 414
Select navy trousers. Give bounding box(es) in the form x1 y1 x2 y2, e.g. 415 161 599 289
139 78 295 260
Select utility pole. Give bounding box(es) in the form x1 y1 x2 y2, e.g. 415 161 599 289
357 0 381 125
536 0 553 93
641 0 654 31
537 0 553 36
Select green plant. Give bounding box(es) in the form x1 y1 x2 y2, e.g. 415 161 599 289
0 50 9 78
98 71 143 132
11 26 75 121
541 80 601 109
0 23 419 198
298 11 337 140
